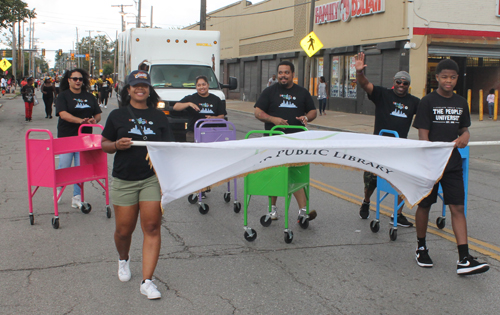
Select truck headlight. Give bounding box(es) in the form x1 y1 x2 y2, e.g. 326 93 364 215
157 101 165 109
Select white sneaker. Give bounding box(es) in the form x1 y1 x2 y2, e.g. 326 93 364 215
104 105 107 109
118 257 131 282
71 195 82 209
298 207 307 218
269 205 278 220
140 279 161 299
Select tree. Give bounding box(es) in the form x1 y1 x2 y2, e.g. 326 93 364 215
0 0 35 29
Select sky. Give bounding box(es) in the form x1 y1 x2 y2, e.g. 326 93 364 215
10 0 260 67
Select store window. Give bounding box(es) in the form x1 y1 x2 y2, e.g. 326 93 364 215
330 55 357 99
308 57 324 96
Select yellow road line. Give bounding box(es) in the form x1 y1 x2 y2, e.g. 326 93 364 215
310 179 500 261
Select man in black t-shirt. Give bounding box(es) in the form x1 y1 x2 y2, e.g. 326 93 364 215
254 60 317 222
355 52 420 227
412 59 488 275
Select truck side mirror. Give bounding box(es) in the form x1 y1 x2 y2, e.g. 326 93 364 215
221 76 237 90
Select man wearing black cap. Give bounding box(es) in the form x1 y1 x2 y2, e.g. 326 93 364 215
354 52 420 227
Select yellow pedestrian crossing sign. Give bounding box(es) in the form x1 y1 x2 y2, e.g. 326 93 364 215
0 58 12 71
300 32 323 57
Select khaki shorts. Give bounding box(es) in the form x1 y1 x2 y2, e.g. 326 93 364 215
110 175 161 206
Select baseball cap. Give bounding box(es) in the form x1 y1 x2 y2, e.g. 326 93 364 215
394 71 411 83
127 70 151 87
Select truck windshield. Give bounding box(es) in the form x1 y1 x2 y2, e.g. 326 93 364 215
150 65 219 89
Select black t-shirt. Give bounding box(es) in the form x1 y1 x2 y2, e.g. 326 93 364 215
413 91 471 171
368 86 420 138
254 83 316 132
99 80 111 94
179 93 226 131
42 85 55 99
55 89 102 137
102 106 173 180
21 85 34 103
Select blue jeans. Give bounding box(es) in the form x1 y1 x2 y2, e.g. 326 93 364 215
488 102 494 117
58 152 81 196
318 98 327 113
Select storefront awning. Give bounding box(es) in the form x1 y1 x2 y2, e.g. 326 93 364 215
428 45 500 58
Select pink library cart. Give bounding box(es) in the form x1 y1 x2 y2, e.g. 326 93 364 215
25 124 110 229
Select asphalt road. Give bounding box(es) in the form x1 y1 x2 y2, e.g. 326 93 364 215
1 91 499 314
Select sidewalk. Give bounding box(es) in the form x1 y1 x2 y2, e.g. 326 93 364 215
226 100 500 136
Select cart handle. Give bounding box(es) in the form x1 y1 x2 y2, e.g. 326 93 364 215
78 123 104 135
245 130 285 139
379 129 399 138
25 129 54 141
271 125 308 132
195 118 228 128
196 119 235 131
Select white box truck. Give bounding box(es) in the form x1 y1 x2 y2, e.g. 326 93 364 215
117 28 237 141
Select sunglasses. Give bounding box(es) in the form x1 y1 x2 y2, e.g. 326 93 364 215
395 80 409 86
70 77 84 82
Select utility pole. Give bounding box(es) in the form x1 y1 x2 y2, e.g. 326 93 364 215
150 6 153 28
28 18 31 76
136 0 142 28
304 0 316 92
200 0 207 30
114 31 118 80
76 27 80 68
12 22 16 81
112 4 133 32
21 21 25 77
99 40 102 76
86 30 94 75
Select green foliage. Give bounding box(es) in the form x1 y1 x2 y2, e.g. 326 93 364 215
1 0 36 29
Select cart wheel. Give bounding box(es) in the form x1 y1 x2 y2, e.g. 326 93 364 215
188 194 198 204
52 217 59 229
284 230 294 244
260 215 272 227
244 229 257 242
436 216 446 229
81 202 92 214
233 202 241 213
370 220 380 233
199 203 209 215
223 192 231 203
389 228 397 241
298 217 309 229
29 214 34 225
106 205 112 218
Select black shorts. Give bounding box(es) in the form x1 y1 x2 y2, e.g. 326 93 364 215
418 169 465 208
363 171 377 191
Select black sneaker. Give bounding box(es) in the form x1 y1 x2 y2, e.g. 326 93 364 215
457 255 489 275
359 202 370 219
390 214 414 227
416 246 433 268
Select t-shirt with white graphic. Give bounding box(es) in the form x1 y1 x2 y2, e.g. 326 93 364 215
368 86 420 138
254 83 315 133
413 91 471 170
179 92 226 132
55 89 101 137
102 106 173 180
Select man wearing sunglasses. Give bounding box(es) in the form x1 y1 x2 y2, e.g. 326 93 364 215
354 52 420 227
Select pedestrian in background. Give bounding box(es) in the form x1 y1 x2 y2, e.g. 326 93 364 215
55 69 101 207
317 76 328 116
267 74 278 87
486 89 495 119
21 77 35 122
41 78 55 119
101 70 173 300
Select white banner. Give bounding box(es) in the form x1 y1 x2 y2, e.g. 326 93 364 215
143 131 455 208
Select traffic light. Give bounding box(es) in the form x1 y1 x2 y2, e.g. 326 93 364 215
70 53 75 60
58 49 62 56
42 48 46 56
85 53 90 61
